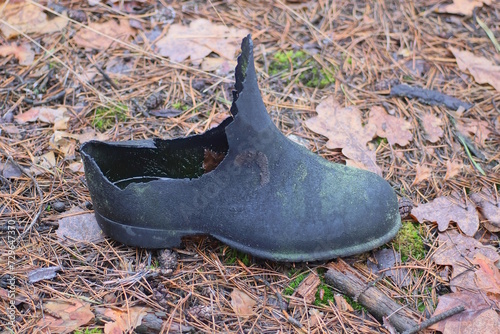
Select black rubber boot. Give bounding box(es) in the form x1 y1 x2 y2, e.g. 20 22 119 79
80 35 401 262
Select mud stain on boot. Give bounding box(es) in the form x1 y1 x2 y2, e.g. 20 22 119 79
234 150 270 185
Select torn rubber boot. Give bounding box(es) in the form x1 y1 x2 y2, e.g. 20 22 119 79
80 35 401 262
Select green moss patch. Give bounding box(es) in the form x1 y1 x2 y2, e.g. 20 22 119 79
393 222 426 262
268 50 335 88
92 103 128 131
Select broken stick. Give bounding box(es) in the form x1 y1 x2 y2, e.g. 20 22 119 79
325 259 418 333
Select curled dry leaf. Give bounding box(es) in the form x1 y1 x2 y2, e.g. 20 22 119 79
456 117 491 146
437 0 492 16
450 47 500 91
444 160 463 180
98 306 149 334
73 19 135 50
368 106 413 146
470 190 500 232
156 18 249 64
27 266 61 284
412 163 432 186
0 42 34 65
0 0 68 39
36 298 94 334
1 161 23 178
14 107 69 129
432 230 500 292
473 253 500 296
429 291 500 334
421 112 444 143
411 195 479 236
305 96 380 175
231 289 256 317
56 207 105 245
367 249 411 287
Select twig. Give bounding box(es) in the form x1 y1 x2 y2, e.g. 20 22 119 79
390 84 472 110
93 64 120 90
254 275 287 311
402 306 465 334
24 90 66 106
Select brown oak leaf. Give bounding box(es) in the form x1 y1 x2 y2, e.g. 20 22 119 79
430 291 500 334
305 97 380 175
0 42 34 65
473 253 500 297
230 289 256 317
412 163 432 186
456 117 492 146
450 47 500 91
444 160 463 180
0 0 68 39
36 299 94 334
421 112 444 143
437 0 492 16
96 306 148 334
433 230 500 292
156 19 249 64
73 19 135 50
411 196 479 236
470 190 500 232
368 106 413 146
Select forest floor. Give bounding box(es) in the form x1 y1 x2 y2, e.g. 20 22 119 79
1 0 499 333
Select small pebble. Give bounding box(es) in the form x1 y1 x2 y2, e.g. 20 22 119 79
84 201 93 210
52 202 66 212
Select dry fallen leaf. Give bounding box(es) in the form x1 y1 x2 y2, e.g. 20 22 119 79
368 106 413 146
0 0 68 39
230 289 256 317
36 298 94 334
98 306 148 334
432 230 500 292
444 160 463 180
421 112 444 143
156 18 249 64
450 47 500 91
473 253 500 296
201 57 237 76
1 160 23 178
14 107 69 128
456 117 492 146
0 42 34 65
27 266 61 284
411 195 479 236
471 190 500 232
73 19 135 50
56 207 105 244
367 249 411 287
305 96 380 175
412 163 432 186
308 308 324 327
430 291 500 334
437 0 492 16
293 272 321 304
35 151 57 170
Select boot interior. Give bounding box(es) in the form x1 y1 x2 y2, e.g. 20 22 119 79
82 118 231 188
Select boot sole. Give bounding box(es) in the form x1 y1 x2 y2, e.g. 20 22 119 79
96 212 401 262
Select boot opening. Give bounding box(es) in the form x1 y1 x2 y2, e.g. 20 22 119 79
81 118 231 189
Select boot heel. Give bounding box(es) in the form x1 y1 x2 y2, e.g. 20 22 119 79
95 212 195 248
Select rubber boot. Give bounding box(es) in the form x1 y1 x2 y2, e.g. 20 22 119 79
80 35 401 262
